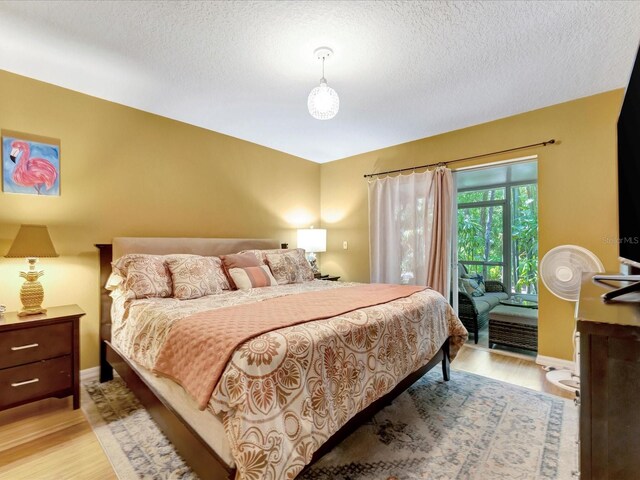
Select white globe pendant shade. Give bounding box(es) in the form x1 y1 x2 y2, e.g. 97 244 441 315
308 79 339 120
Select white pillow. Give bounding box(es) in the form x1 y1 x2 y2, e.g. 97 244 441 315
105 272 124 291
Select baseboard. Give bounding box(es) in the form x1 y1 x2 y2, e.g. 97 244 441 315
80 366 100 382
535 354 575 371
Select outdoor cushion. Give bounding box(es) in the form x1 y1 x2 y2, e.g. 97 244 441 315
483 292 509 301
459 277 483 296
473 299 492 315
461 273 486 295
484 295 501 308
489 305 538 323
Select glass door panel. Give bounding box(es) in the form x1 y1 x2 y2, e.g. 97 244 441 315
510 184 538 293
457 204 504 274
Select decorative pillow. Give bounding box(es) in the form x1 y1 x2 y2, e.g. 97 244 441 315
463 273 486 293
265 249 314 285
220 252 263 289
210 256 231 290
240 248 293 264
228 265 278 290
112 254 172 299
165 255 222 300
460 273 485 297
105 272 124 291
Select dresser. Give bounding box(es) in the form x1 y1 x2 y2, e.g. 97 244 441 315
577 275 640 479
0 304 85 410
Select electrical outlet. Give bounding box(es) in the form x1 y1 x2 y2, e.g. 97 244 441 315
343 241 348 250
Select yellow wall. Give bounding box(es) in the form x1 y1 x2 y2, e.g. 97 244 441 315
0 70 320 369
320 90 623 361
0 66 622 366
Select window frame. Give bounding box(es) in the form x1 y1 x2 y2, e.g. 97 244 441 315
457 178 537 294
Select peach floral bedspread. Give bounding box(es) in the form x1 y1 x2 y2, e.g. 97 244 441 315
111 280 467 480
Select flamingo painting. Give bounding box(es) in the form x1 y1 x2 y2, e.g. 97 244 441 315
2 135 60 196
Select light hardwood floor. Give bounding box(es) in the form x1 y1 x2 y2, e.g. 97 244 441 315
0 397 116 480
0 346 573 478
452 345 575 399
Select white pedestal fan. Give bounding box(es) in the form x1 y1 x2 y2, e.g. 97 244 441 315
539 245 604 393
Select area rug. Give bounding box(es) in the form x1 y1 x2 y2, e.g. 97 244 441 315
81 369 577 480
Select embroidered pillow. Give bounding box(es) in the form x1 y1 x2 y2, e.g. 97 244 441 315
265 249 314 285
228 265 278 290
210 256 231 290
220 252 263 289
239 248 291 264
165 255 222 300
112 254 172 299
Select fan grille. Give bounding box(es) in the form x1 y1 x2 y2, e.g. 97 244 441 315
540 245 604 301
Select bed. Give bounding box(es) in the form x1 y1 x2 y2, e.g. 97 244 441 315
96 238 467 480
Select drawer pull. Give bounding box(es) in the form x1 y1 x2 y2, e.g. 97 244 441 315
11 343 39 351
11 378 40 387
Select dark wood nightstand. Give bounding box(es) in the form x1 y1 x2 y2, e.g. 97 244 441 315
0 304 85 411
318 275 340 281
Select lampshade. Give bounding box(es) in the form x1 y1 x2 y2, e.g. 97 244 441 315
5 225 59 258
308 80 340 120
297 228 327 253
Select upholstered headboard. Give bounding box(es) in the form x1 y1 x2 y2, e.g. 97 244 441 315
96 237 280 382
112 237 280 260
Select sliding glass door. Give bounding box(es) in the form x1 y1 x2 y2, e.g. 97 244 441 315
455 161 538 295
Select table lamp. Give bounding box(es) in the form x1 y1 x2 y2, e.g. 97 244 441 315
5 224 59 316
297 227 326 275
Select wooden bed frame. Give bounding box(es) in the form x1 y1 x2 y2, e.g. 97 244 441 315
96 242 451 479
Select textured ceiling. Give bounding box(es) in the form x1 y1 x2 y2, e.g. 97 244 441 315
1 1 639 163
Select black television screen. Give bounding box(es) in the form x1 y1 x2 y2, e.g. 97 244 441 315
618 45 640 268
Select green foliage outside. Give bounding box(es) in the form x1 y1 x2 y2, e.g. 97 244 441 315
511 185 538 293
457 184 538 293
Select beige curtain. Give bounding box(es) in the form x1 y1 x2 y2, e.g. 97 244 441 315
368 167 453 298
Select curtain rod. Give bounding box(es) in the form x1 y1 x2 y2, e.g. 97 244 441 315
363 139 556 178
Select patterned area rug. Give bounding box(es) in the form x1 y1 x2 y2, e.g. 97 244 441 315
82 369 577 479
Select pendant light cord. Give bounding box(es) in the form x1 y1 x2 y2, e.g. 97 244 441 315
322 56 325 80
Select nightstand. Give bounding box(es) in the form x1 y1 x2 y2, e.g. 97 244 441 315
318 275 340 281
0 304 85 411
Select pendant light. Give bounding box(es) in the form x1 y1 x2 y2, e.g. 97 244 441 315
308 47 339 120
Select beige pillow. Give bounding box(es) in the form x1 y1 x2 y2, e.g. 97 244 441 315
210 256 231 290
112 254 172 299
165 255 222 300
265 249 314 285
239 248 292 264
228 265 278 290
